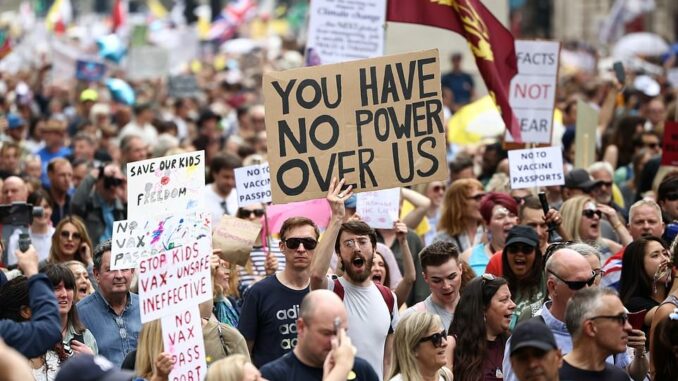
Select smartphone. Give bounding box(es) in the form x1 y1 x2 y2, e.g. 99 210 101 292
71 333 84 345
613 61 625 85
628 310 647 330
333 317 341 344
538 192 550 216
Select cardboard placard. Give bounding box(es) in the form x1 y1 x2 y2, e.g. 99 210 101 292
161 306 207 381
505 40 560 144
212 215 262 266
356 188 400 229
127 46 170 80
234 163 272 207
126 150 205 219
111 212 211 270
305 0 387 65
508 146 564 189
661 121 678 166
75 60 106 82
138 230 213 322
168 75 201 99
264 49 447 203
574 99 599 169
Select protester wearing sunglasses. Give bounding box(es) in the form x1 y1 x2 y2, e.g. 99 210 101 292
389 311 452 381
47 216 95 271
433 178 486 252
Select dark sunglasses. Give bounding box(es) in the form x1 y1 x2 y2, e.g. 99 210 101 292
284 237 318 250
582 209 602 219
666 192 678 201
507 244 535 255
468 193 486 201
589 313 629 326
237 209 265 218
513 195 532 204
548 270 596 290
596 181 613 188
419 329 447 348
432 185 446 193
643 142 659 149
60 231 82 241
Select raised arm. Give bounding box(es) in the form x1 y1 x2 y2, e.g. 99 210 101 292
310 178 352 290
393 221 415 307
401 187 431 230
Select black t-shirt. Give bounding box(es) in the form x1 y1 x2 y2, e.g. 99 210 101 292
260 351 379 381
559 359 629 381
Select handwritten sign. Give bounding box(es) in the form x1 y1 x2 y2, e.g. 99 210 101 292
111 212 211 270
356 188 400 229
161 307 207 381
662 121 678 166
506 41 560 144
508 146 564 189
264 49 447 203
234 163 272 207
305 0 386 65
574 100 599 169
168 75 201 99
138 228 212 322
126 150 205 219
75 60 106 82
212 215 262 266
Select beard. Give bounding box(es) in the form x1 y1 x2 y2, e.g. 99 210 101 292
341 253 374 283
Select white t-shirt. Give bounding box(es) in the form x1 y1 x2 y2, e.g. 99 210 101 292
204 183 238 227
7 226 54 265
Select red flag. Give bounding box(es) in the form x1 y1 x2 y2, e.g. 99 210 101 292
387 0 521 140
112 0 126 32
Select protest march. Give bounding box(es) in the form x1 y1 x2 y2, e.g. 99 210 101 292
2 1 678 381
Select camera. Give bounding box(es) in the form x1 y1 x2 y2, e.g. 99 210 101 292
0 202 44 226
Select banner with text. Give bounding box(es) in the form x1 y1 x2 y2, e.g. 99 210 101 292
661 121 678 166
356 188 400 229
264 49 447 203
234 163 272 207
212 215 262 266
161 306 207 381
305 0 386 65
505 40 560 144
508 146 564 189
126 150 205 219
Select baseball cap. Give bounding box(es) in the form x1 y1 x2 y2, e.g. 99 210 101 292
504 225 539 248
55 355 135 381
80 89 99 102
633 75 660 97
510 319 558 356
6 113 25 129
563 168 600 191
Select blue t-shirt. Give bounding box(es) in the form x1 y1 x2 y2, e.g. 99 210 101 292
37 146 72 187
260 351 378 381
441 71 474 105
237 274 309 368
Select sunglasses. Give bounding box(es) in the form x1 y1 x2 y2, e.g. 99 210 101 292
104 176 125 189
582 209 602 219
665 192 678 201
431 185 446 193
237 209 265 218
513 195 532 204
596 181 613 188
589 313 629 326
507 244 535 255
468 193 486 201
548 270 596 290
419 329 447 348
60 231 82 241
284 237 318 250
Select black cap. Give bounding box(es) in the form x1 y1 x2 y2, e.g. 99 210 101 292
510 319 558 355
504 225 539 248
564 168 600 191
55 355 135 381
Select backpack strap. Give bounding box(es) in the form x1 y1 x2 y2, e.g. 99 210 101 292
333 277 345 300
375 283 394 316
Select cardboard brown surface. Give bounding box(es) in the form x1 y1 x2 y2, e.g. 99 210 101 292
212 215 262 266
264 49 448 203
574 99 598 169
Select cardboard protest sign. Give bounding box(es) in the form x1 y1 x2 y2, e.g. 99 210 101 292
662 121 678 166
356 188 400 229
574 99 598 169
234 163 272 207
138 227 212 322
75 60 106 82
127 46 169 80
126 150 205 219
305 0 386 65
161 306 207 381
111 212 211 270
505 40 560 144
264 49 447 203
212 215 262 266
508 146 564 189
168 75 202 98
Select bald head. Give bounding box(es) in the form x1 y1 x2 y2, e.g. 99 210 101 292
2 176 28 203
545 248 594 315
300 289 346 325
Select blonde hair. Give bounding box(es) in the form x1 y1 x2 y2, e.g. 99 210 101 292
135 320 164 378
560 195 596 242
206 354 248 381
211 259 240 299
49 215 93 265
389 312 444 381
438 178 484 236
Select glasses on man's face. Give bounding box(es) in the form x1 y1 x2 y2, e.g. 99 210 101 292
60 231 82 241
342 237 371 249
582 209 602 219
284 237 318 250
595 181 613 188
548 270 596 290
665 192 678 202
642 142 659 150
589 313 629 326
418 329 447 348
237 209 265 219
507 244 535 255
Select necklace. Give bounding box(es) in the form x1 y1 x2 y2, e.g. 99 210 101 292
486 337 505 379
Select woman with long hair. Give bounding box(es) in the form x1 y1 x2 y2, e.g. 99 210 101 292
389 311 452 381
43 264 97 355
132 320 174 381
650 308 678 381
211 254 241 327
207 354 264 381
63 260 94 302
48 216 94 267
461 193 518 275
434 178 485 252
620 236 672 335
449 274 515 381
7 190 55 263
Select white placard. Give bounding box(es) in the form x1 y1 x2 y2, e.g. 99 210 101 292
305 0 387 65
127 46 170 80
126 150 205 219
138 229 212 322
234 163 272 207
111 212 211 270
161 306 207 381
356 188 400 229
508 146 564 189
506 40 560 144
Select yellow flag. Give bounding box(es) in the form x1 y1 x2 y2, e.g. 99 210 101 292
147 0 167 19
